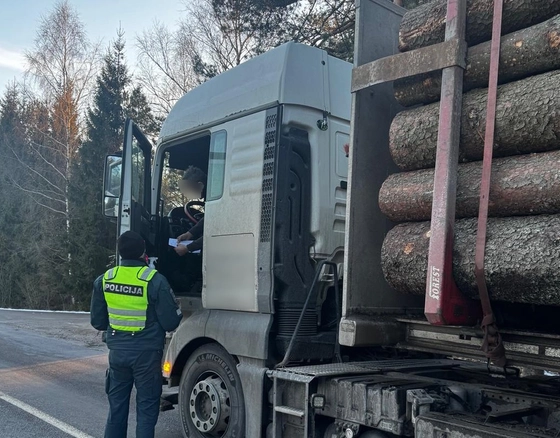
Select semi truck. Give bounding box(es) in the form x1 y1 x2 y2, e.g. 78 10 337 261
103 0 560 436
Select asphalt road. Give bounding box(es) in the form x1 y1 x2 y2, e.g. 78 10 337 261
0 309 183 438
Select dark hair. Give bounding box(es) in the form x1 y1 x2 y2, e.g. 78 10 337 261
182 166 207 184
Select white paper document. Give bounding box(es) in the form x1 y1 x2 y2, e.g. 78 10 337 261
168 238 201 253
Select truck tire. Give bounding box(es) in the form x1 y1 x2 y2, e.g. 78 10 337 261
179 343 245 438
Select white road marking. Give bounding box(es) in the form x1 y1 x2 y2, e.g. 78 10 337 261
0 391 95 438
0 308 89 314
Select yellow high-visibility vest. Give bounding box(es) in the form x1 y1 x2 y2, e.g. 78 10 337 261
102 266 156 332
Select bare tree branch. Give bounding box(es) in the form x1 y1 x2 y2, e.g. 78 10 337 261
8 178 66 207
19 0 99 223
7 145 67 194
136 21 198 115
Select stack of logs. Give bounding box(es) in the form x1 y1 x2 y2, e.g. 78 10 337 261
380 0 560 306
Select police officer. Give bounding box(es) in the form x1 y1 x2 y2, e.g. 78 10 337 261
91 231 182 438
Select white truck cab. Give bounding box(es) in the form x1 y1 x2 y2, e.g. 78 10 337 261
103 42 351 437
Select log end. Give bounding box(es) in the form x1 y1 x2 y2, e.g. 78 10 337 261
381 221 430 295
382 216 560 307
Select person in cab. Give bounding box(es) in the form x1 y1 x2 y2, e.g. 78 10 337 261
164 166 207 294
175 165 207 256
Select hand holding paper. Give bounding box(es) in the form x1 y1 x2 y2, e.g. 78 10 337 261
169 238 201 254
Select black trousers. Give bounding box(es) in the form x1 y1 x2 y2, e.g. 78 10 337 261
104 349 163 438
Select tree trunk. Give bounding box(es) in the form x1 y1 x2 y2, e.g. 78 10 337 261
395 15 560 107
389 70 560 171
381 215 560 305
379 150 560 222
399 0 560 52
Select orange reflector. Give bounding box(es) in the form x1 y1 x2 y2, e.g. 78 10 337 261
163 361 172 374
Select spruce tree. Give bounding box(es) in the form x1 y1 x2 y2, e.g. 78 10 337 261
0 86 26 308
68 32 158 308
0 87 54 308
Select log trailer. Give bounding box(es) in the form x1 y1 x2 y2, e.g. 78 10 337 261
103 0 560 436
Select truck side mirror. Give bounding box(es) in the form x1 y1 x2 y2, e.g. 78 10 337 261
103 155 122 218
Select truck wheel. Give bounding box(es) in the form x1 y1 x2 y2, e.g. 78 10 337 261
179 344 245 438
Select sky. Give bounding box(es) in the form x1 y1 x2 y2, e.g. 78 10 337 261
0 0 186 92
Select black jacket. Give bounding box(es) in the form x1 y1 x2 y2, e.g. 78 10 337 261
186 218 204 253
91 260 182 350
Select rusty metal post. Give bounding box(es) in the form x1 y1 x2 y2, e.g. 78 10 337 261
424 0 479 326
475 0 507 367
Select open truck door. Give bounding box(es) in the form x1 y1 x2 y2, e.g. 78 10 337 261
103 119 153 256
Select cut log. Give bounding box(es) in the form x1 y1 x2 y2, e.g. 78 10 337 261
399 0 560 52
381 215 560 306
389 70 560 171
401 0 433 9
395 15 560 107
379 151 560 222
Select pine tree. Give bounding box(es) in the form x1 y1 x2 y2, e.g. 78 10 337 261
68 32 158 309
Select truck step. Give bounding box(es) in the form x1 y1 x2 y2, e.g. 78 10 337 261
274 405 305 418
269 358 456 382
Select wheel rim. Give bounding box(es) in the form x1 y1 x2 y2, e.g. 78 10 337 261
189 372 231 436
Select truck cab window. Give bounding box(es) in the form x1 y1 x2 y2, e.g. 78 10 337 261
161 155 187 216
207 131 227 201
131 137 146 204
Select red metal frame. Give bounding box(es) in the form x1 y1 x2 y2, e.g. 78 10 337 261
424 0 480 326
475 0 507 366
